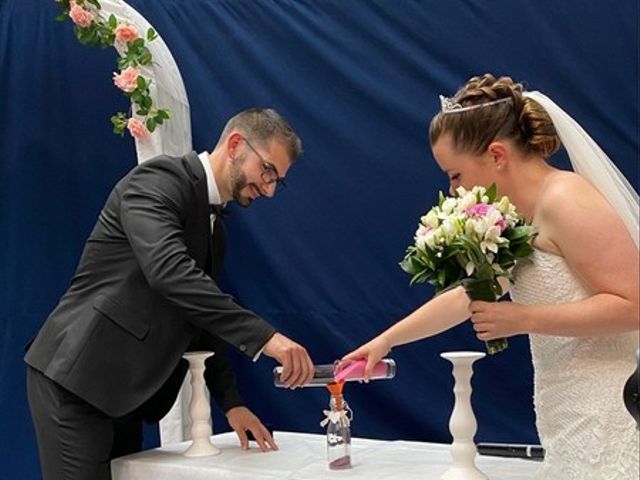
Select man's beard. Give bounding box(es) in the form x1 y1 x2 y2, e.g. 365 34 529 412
229 152 254 207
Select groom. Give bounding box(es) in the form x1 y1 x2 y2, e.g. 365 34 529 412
25 108 315 480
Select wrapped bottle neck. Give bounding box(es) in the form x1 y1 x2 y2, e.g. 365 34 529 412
330 394 346 411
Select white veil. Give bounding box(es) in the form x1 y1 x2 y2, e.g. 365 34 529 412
524 91 639 249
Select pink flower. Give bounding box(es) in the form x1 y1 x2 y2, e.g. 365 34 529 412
416 225 432 236
113 67 140 93
115 24 139 44
465 204 493 217
466 204 509 231
126 118 149 139
69 2 94 28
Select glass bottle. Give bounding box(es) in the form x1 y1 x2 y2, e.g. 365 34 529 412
334 358 396 383
273 358 396 387
325 388 353 469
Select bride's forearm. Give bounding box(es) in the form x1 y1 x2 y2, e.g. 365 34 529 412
381 286 471 348
523 294 639 337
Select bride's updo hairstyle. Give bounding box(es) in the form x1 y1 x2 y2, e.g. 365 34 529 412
430 73 560 159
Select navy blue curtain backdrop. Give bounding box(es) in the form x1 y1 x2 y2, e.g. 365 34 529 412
1 0 638 477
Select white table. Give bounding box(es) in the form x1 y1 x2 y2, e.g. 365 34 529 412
111 431 540 479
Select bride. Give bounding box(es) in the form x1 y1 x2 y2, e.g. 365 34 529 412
341 74 639 479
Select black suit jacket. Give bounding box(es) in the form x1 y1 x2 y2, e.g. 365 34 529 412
25 152 276 419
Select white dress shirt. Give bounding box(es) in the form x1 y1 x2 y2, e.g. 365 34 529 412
198 151 265 361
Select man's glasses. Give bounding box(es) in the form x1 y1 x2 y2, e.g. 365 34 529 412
243 136 287 192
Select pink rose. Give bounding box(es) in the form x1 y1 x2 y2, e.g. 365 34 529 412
115 24 139 44
466 204 509 231
113 67 140 93
465 204 493 217
126 118 149 139
69 3 94 28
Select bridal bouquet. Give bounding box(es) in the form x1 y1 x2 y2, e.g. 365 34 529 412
400 184 537 354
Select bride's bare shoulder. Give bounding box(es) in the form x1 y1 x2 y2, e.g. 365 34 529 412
538 170 610 216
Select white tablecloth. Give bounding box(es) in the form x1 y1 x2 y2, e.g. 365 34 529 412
111 431 540 479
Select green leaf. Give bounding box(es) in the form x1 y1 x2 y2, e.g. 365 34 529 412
512 243 534 258
461 277 496 301
493 279 504 297
109 15 117 29
486 338 508 355
147 28 157 41
55 13 68 22
139 50 152 65
399 256 417 275
504 225 533 241
110 113 127 134
486 182 497 203
145 117 156 132
456 235 483 265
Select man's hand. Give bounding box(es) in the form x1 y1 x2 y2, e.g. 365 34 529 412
263 332 314 388
226 406 278 452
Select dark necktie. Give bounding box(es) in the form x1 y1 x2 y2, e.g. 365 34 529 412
208 205 227 280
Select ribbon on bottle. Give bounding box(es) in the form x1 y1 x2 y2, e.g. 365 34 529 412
320 408 351 428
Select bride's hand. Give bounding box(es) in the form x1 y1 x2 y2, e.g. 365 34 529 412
337 334 392 381
469 300 527 340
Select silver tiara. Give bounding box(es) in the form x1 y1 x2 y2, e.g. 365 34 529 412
439 95 513 114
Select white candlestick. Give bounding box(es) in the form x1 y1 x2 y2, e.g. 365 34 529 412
182 351 221 457
440 351 488 480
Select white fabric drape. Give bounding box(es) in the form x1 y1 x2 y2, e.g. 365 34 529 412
100 0 192 162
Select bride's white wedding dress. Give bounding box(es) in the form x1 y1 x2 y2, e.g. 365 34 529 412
511 249 639 479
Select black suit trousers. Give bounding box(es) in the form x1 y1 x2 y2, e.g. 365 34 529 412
27 367 143 480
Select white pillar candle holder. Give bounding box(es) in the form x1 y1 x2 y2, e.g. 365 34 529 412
182 351 221 457
440 351 488 480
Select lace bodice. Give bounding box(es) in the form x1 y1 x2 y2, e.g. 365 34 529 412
511 250 639 480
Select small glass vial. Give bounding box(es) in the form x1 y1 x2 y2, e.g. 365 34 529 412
325 392 353 470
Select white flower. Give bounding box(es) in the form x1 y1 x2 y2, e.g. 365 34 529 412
441 218 459 240
421 209 440 229
496 196 519 225
484 208 504 227
455 186 469 198
441 197 457 214
425 229 439 250
465 260 475 276
457 192 477 212
415 225 431 251
480 225 504 253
